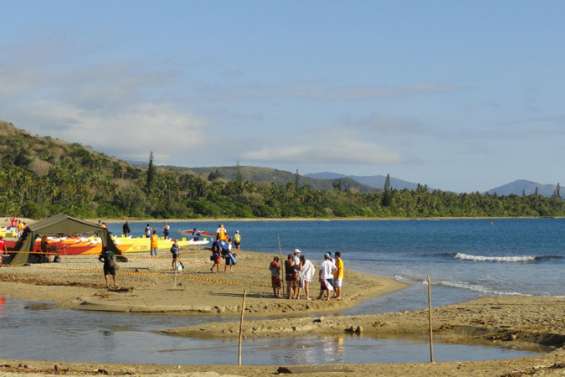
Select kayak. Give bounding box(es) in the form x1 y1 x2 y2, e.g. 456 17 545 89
3 235 210 256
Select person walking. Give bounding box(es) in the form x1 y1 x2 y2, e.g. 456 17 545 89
98 247 118 289
122 221 131 237
150 230 159 257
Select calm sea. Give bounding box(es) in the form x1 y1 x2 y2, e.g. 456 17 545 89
110 218 565 311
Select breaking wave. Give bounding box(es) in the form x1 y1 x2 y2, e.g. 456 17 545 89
435 280 530 296
453 252 562 263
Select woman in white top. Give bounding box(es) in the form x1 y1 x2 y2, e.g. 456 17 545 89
298 255 316 300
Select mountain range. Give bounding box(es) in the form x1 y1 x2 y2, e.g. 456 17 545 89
306 172 421 190
486 179 560 197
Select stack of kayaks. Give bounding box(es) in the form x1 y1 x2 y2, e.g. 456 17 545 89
0 228 210 255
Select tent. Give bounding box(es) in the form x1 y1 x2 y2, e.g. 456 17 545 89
9 214 122 266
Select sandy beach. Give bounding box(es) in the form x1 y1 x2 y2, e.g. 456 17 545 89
0 248 404 316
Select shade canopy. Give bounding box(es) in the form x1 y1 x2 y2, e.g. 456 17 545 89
9 214 121 266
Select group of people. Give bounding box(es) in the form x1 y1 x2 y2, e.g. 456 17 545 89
210 224 241 273
269 249 344 301
8 217 27 238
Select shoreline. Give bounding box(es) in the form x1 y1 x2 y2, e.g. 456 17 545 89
163 295 565 352
98 216 563 224
0 249 404 316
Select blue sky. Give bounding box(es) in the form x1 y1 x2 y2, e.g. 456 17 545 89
0 1 564 192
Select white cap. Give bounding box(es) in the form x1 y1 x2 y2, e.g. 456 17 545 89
294 248 302 254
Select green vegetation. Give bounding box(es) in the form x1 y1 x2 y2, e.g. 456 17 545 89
1 121 564 219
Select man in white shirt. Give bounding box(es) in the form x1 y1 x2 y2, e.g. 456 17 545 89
318 253 336 301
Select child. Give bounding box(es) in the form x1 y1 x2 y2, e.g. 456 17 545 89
170 239 181 271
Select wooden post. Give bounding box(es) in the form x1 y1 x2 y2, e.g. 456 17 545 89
277 234 285 297
237 289 247 366
427 274 435 363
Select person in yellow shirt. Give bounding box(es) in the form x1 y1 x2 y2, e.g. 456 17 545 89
334 251 345 300
150 230 159 257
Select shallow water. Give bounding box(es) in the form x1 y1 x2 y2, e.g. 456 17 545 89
111 218 565 309
0 299 536 365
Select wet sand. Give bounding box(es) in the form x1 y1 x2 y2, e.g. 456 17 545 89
165 295 565 351
0 248 404 316
0 347 564 377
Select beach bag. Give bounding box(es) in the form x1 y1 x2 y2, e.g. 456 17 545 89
176 261 184 272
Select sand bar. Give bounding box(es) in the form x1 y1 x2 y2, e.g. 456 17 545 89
0 248 404 316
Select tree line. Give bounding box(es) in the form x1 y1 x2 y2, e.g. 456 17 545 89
1 148 564 219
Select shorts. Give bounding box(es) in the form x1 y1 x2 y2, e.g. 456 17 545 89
334 279 343 288
104 265 116 276
321 278 334 291
271 276 281 288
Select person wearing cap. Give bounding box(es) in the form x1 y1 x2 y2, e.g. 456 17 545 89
318 253 336 301
293 249 302 265
233 230 241 253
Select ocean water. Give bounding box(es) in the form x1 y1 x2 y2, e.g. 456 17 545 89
110 218 565 311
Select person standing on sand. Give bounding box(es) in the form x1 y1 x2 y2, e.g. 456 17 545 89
210 246 222 272
298 255 315 300
170 239 181 271
233 230 241 253
150 230 159 257
224 247 237 272
122 221 131 237
293 249 301 265
269 256 282 297
285 254 299 299
98 247 117 289
163 223 171 240
144 224 152 238
318 253 336 301
334 251 344 300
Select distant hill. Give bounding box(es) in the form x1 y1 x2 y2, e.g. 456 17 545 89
0 121 139 181
487 180 558 197
306 172 421 190
159 165 376 192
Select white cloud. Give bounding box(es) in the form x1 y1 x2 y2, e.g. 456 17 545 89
242 137 400 165
23 100 205 161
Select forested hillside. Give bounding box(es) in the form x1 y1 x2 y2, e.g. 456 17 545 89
1 121 564 219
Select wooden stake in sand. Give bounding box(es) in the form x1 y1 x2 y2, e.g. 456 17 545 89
427 274 435 363
277 234 285 297
237 289 247 366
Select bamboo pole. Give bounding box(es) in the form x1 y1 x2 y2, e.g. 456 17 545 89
277 234 285 297
237 289 247 366
427 274 435 363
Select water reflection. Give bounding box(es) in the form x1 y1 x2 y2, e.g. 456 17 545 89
0 300 538 365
